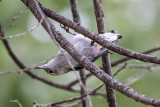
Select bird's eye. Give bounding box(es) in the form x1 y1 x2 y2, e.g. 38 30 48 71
109 30 116 33
45 68 53 73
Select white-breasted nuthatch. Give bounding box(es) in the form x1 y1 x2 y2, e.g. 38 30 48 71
35 30 122 76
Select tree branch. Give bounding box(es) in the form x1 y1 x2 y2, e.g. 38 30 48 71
68 73 92 87
0 23 80 93
10 99 23 107
70 0 80 25
70 0 88 106
67 46 160 88
93 0 117 106
0 19 42 40
79 69 88 107
33 95 85 107
41 5 160 64
6 8 28 29
111 46 160 66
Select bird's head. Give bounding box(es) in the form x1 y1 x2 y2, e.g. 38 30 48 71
101 30 122 43
35 65 57 75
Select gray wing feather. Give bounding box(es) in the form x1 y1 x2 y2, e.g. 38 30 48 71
91 48 108 62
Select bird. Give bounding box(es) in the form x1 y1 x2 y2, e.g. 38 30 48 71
35 30 122 76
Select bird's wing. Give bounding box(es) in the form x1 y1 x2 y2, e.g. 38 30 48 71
72 48 108 70
91 47 108 62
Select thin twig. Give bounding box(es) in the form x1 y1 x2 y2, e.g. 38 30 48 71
68 73 92 87
121 64 158 70
89 64 159 95
113 63 127 77
0 71 22 75
10 99 23 107
90 83 104 94
33 89 106 107
33 95 87 107
111 47 160 67
0 19 42 40
6 8 28 29
113 63 158 77
54 100 82 107
122 68 155 86
0 59 52 75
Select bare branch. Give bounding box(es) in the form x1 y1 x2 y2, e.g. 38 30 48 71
111 46 160 67
33 95 86 107
121 64 158 70
64 54 92 106
68 73 92 87
70 0 80 25
0 19 42 40
34 90 105 107
67 46 160 87
33 89 106 107
20 0 160 106
41 5 160 64
103 54 117 107
90 83 104 94
70 0 88 107
90 64 158 94
0 71 22 75
0 23 79 93
0 59 52 75
93 0 117 106
79 69 88 107
93 0 106 33
113 64 158 77
122 68 155 86
113 63 127 77
6 8 28 29
55 100 82 107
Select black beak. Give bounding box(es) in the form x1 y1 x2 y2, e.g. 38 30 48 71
117 35 122 39
34 66 45 69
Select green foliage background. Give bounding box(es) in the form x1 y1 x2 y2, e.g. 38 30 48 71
0 0 160 107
